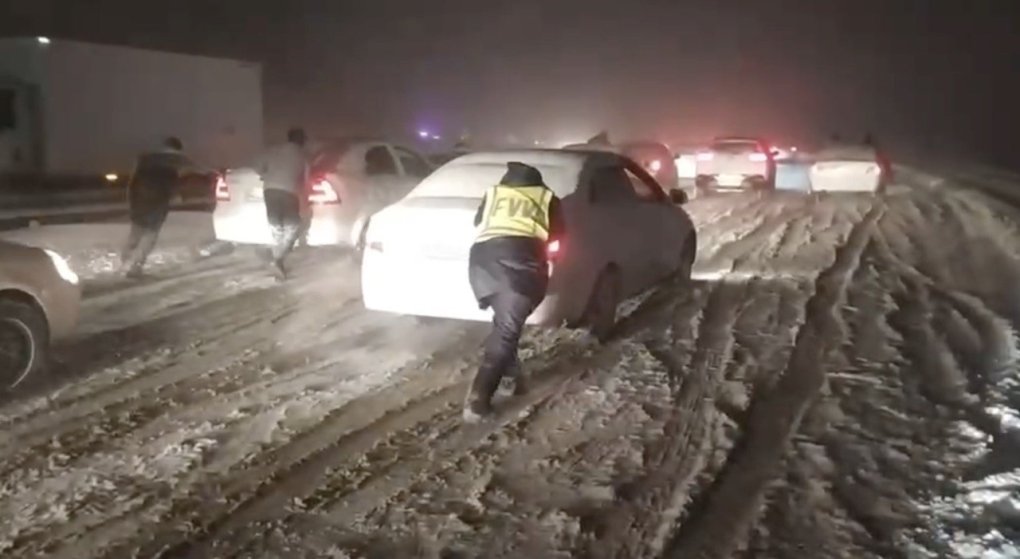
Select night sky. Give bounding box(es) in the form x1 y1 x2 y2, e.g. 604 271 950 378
2 0 1019 166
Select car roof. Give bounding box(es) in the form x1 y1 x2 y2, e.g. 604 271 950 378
453 148 618 168
712 136 765 144
410 149 624 198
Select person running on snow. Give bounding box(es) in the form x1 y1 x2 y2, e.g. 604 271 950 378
464 161 566 421
121 136 201 278
255 127 309 280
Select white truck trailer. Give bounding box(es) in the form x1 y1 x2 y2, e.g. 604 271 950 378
0 37 263 181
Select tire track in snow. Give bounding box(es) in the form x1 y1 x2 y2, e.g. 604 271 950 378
584 281 748 559
0 266 363 460
0 295 371 495
308 285 713 558
665 202 883 558
150 279 703 558
115 332 487 559
4 298 394 555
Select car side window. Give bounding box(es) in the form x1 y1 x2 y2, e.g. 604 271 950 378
364 146 398 177
589 166 639 205
624 166 667 203
393 147 432 179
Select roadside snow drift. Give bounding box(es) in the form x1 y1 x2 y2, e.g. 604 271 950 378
1 170 1020 558
0 211 215 280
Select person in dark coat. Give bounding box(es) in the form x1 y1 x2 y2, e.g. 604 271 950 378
120 136 200 278
465 161 566 421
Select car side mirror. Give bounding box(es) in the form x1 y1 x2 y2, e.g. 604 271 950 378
669 189 688 205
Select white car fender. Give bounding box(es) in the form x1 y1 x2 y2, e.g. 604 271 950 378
350 214 371 249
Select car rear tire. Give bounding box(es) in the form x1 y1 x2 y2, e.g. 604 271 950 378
743 175 772 192
694 175 716 199
584 267 621 344
675 232 697 284
0 299 49 390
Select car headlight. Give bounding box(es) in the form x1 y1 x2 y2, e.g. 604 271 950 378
44 249 79 285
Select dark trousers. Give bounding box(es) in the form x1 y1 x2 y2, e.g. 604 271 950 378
469 291 539 405
122 205 170 272
264 189 302 263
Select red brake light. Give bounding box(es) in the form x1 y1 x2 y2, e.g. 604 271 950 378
547 239 561 257
309 178 339 205
696 152 714 161
749 152 768 162
215 175 230 201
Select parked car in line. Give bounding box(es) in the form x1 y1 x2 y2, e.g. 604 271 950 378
809 144 891 193
361 149 696 342
213 139 433 249
694 136 777 196
564 139 680 193
0 240 80 388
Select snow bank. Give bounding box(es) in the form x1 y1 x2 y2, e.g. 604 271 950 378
0 212 215 280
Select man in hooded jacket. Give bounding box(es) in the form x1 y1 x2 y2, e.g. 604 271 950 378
465 161 566 421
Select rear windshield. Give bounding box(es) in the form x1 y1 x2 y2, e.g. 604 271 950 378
309 140 355 175
407 162 577 198
711 140 759 153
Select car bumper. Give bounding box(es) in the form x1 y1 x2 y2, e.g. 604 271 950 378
213 204 356 247
38 279 81 339
361 249 566 325
809 161 883 192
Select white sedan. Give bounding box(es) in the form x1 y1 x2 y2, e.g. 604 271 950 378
0 240 80 388
361 149 697 341
213 139 433 249
695 136 777 194
809 144 891 193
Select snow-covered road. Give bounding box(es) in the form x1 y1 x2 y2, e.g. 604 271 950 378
2 169 1020 558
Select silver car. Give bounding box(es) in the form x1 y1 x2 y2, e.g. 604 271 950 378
0 240 81 388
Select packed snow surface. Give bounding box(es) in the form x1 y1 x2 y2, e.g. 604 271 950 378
2 169 1020 558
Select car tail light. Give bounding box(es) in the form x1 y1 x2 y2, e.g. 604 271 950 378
547 239 561 276
749 152 768 162
547 239 562 260
215 175 230 201
309 178 339 205
696 152 714 161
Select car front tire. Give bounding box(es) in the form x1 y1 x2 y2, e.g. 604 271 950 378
0 298 49 390
584 267 621 344
675 232 697 284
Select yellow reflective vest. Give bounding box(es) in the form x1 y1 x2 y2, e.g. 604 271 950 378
476 185 553 243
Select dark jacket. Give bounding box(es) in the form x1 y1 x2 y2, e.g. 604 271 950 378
128 149 194 219
468 163 566 308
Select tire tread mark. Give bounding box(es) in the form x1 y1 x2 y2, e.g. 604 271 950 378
664 203 883 559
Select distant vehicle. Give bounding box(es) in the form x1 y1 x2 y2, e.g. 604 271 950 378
0 240 80 388
563 139 680 193
770 145 799 160
809 144 890 194
428 152 467 167
361 149 696 341
213 139 433 249
0 37 262 184
694 136 777 195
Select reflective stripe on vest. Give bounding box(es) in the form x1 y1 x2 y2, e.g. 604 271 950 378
476 185 553 243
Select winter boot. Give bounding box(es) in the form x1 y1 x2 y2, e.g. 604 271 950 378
507 359 529 396
123 264 144 279
463 391 494 423
271 259 287 282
